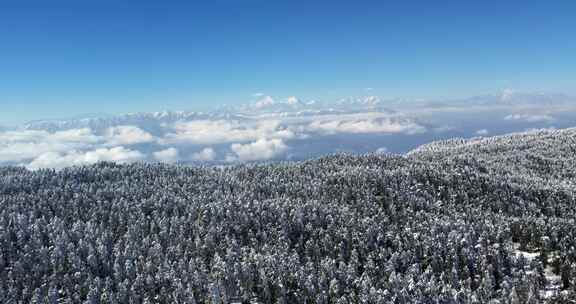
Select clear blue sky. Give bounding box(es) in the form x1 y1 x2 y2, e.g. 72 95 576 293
1 0 575 124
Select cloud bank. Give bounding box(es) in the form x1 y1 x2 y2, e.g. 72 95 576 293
504 114 555 123
228 138 288 162
191 147 216 162
1 90 573 169
307 117 425 135
163 120 295 145
153 147 179 163
28 147 145 170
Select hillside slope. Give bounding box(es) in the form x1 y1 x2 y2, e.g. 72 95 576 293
1 128 575 303
409 128 576 187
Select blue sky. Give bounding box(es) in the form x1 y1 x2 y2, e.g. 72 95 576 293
1 0 575 124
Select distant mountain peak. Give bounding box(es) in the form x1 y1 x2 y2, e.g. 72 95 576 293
500 88 516 102
464 90 574 106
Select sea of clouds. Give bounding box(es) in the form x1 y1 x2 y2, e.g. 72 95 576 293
2 91 576 169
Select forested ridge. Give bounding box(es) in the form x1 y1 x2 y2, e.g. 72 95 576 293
1 128 576 303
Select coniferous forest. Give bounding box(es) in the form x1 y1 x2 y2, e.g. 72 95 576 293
1 128 576 303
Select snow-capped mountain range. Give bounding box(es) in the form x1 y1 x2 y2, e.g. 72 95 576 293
20 91 575 132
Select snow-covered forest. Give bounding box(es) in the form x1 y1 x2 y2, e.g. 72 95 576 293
1 128 576 303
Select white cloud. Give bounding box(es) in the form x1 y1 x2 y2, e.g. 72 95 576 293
27 147 145 169
0 128 99 144
224 154 238 163
0 115 426 167
476 129 489 135
252 92 265 97
163 120 295 145
153 147 179 163
0 142 76 163
0 126 155 165
504 114 555 123
104 126 155 145
375 147 388 154
0 128 100 163
191 147 216 161
49 128 101 143
229 138 288 162
307 118 425 135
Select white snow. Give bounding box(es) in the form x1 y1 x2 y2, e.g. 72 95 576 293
512 243 562 300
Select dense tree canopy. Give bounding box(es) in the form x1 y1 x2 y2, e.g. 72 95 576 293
1 128 576 303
